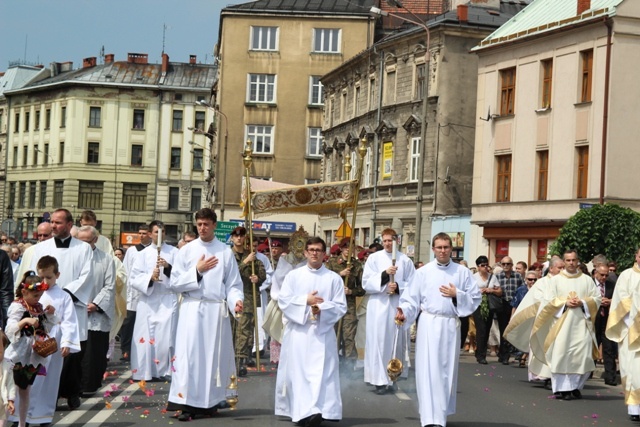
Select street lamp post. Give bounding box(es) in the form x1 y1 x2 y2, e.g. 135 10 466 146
195 101 229 220
370 1 430 263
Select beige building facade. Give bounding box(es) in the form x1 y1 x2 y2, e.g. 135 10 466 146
3 53 215 244
471 0 640 264
215 0 375 230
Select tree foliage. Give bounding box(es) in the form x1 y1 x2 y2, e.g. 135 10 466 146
550 203 640 270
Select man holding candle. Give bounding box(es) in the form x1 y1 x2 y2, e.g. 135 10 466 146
129 220 178 381
362 228 415 395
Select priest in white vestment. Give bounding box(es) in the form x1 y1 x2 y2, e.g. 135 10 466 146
166 209 243 422
396 232 480 427
362 228 415 394
275 237 347 427
606 249 640 421
130 221 178 381
530 250 600 400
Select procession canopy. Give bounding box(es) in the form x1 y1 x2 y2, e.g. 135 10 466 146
242 177 358 218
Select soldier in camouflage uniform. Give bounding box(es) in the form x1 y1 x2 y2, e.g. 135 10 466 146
229 226 267 376
325 237 365 373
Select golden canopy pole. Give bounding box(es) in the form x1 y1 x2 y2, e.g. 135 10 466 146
337 137 369 351
243 139 261 372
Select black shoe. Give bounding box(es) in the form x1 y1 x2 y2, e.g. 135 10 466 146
237 358 248 377
604 380 617 386
178 411 192 422
543 379 552 390
81 390 97 398
246 358 256 368
374 385 387 395
477 359 488 365
571 389 582 399
68 395 81 410
502 359 510 365
630 415 640 421
561 392 572 401
306 413 323 427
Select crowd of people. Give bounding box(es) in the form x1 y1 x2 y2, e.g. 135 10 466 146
0 210 639 427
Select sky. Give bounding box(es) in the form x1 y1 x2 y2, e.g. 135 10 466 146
0 0 246 70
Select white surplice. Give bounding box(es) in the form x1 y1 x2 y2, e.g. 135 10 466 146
275 264 347 423
399 261 480 427
30 237 94 341
167 237 243 412
530 271 600 393
87 247 116 333
10 284 80 425
362 249 415 386
130 243 178 380
606 264 640 415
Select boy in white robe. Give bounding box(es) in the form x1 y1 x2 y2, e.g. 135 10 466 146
362 228 414 394
166 209 243 422
275 237 347 427
130 220 178 381
396 232 480 427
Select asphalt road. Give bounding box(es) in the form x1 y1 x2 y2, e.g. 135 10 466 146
49 346 632 427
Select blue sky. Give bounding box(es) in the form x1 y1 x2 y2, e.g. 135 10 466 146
0 0 245 70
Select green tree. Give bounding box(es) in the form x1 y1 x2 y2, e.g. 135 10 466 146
550 203 640 270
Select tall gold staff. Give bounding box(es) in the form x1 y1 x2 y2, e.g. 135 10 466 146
336 137 369 350
243 139 261 372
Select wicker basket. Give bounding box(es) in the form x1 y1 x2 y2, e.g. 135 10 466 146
33 336 58 357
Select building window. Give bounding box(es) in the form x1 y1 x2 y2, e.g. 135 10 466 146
248 74 276 103
35 111 40 130
18 182 26 208
194 111 205 131
45 109 51 129
369 78 376 110
59 141 65 163
190 188 202 211
340 92 347 121
60 106 66 128
577 146 589 199
416 63 426 100
410 137 420 182
32 149 38 166
309 76 324 105
496 155 512 202
172 110 183 131
133 109 145 129
313 28 340 53
44 143 49 165
78 180 103 209
22 146 28 166
28 181 36 209
537 150 549 201
87 142 99 164
131 145 143 166
12 147 17 167
385 70 396 105
169 187 180 210
541 59 553 108
580 49 593 103
14 113 19 132
251 26 278 51
122 183 147 211
174 93 182 101
40 181 47 209
8 183 16 208
308 128 322 157
500 67 516 116
170 147 181 169
192 149 203 171
354 85 360 116
246 125 274 154
53 181 64 208
89 106 101 127
25 112 30 131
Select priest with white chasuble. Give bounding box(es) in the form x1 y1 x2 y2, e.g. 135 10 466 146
275 237 347 427
396 232 480 427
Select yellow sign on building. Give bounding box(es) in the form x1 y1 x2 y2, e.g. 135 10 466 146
382 142 393 179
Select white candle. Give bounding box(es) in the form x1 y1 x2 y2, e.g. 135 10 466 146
392 240 397 260
157 227 163 248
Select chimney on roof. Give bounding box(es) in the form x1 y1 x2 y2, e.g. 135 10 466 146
162 53 170 74
34 65 44 69
83 57 97 68
469 0 500 9
0 72 4 78
577 0 591 15
457 4 469 23
189 55 197 65
105 54 114 64
127 53 148 64
60 62 73 72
